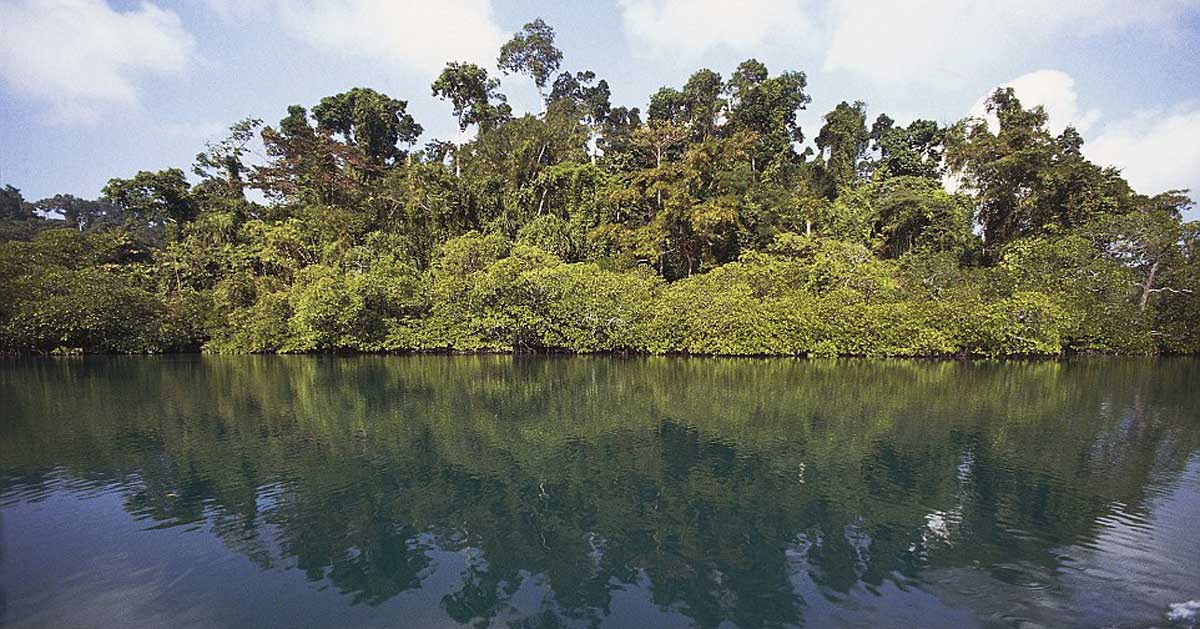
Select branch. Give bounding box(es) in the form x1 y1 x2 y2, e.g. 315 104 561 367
1146 286 1194 295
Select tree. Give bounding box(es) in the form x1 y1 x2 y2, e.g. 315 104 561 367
682 69 725 141
1090 191 1194 312
870 116 944 180
629 120 688 209
313 89 421 167
33 194 120 232
870 177 974 258
597 106 642 160
0 186 43 241
946 88 1135 256
549 70 612 161
815 101 870 195
1 185 34 221
431 62 513 133
252 105 371 205
646 87 688 125
724 59 811 173
101 169 196 237
498 18 563 104
193 117 263 199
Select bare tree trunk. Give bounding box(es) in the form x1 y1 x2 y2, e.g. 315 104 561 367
1139 259 1160 312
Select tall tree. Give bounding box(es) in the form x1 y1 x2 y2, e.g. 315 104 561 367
549 70 612 161
597 106 642 163
313 88 421 167
724 59 811 174
946 88 1135 255
682 69 725 141
0 185 34 221
646 87 688 125
253 106 370 205
498 18 563 104
1090 191 1194 311
193 117 263 200
431 63 513 133
870 177 974 258
815 101 870 195
33 195 120 232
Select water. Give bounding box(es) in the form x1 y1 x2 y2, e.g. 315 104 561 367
1 356 1198 628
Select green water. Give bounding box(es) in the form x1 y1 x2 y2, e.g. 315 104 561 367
1 356 1198 628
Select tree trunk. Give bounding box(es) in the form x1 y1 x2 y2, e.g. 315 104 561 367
1139 259 1160 312
655 146 663 211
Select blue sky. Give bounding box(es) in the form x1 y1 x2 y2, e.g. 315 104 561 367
2 0 1199 219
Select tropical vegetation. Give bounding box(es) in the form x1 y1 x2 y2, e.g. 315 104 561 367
2 19 1196 356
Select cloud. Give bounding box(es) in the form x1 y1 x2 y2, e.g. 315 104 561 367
968 70 1101 135
0 0 194 124
618 0 819 59
1086 105 1200 199
209 0 506 78
618 0 1193 86
159 120 227 143
821 0 1193 85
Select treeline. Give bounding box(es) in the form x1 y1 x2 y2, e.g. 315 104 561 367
1 18 1197 356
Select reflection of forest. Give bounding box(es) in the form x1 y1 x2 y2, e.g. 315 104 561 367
2 357 1197 627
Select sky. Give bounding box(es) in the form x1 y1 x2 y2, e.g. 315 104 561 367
2 0 1199 220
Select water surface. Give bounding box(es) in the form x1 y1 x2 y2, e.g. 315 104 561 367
2 356 1198 628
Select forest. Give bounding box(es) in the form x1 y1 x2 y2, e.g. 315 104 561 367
1 18 1197 356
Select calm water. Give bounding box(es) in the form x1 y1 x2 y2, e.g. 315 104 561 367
1 357 1199 628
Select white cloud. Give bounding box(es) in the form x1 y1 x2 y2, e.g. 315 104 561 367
203 0 271 20
209 0 506 77
618 0 819 59
968 70 1101 135
159 120 227 143
619 0 1193 86
1086 105 1200 198
822 0 1193 85
0 0 194 124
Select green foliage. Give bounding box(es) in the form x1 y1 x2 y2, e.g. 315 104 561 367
498 18 563 98
1 24 1196 356
945 88 1135 254
431 63 513 132
815 100 870 193
17 268 162 353
517 215 580 260
193 117 263 200
101 168 196 242
871 176 975 258
313 88 422 165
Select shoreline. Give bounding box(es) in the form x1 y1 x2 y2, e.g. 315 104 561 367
6 348 1195 360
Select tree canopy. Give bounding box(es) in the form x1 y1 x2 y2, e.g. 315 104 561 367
1 18 1196 356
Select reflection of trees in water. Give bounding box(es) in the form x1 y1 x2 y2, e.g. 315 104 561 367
1 357 1197 627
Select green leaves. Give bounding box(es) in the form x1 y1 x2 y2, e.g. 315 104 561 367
2 33 1196 358
313 88 421 165
431 63 512 133
498 18 563 99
